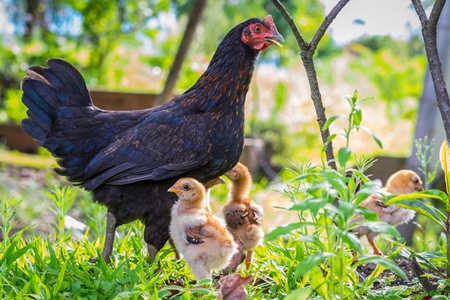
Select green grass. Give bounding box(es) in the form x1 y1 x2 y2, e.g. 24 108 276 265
0 149 449 299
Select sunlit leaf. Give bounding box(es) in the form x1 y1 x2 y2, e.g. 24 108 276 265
357 125 383 148
439 139 450 207
353 107 362 127
285 286 313 300
337 147 352 168
290 198 328 216
353 255 407 280
295 252 334 278
323 114 346 131
265 222 317 241
336 229 363 254
350 221 399 236
310 266 330 300
384 198 446 228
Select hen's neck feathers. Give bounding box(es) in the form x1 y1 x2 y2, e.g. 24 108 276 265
179 20 260 112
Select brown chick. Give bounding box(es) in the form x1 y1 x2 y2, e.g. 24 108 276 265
168 178 237 280
222 162 264 269
352 169 424 256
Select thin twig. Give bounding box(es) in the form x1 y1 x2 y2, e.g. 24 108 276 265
429 0 447 32
411 0 428 25
270 0 308 49
310 0 350 53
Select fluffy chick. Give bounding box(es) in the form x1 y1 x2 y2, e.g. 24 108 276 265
352 169 424 256
169 178 237 280
171 177 225 260
222 162 263 269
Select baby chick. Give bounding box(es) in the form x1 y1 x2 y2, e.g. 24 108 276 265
168 178 237 280
352 169 424 256
171 177 225 260
205 177 226 214
222 162 263 269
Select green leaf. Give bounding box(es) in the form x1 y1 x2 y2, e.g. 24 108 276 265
337 147 352 168
323 114 346 131
285 286 313 300
295 252 334 277
327 133 337 142
338 200 356 220
310 266 330 300
290 199 328 216
353 107 363 127
265 222 317 241
439 139 450 205
350 221 399 236
357 125 383 148
336 229 363 254
354 180 383 205
384 198 446 228
354 255 407 280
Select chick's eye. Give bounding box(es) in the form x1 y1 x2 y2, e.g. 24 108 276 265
254 25 261 33
182 184 190 190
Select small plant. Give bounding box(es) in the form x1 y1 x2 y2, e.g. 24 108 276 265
385 139 450 279
47 186 76 242
415 136 440 189
0 194 21 247
323 90 383 171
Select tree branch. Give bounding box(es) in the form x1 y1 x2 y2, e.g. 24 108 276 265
412 0 450 144
270 0 308 49
411 0 428 26
310 0 350 53
271 0 352 170
429 0 447 32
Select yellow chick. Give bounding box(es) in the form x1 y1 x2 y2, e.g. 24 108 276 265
171 177 225 260
168 178 237 280
352 169 424 256
222 162 263 269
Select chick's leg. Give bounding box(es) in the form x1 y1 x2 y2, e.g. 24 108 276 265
367 232 383 256
89 211 117 264
245 250 253 269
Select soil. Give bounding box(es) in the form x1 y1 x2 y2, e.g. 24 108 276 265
356 257 444 293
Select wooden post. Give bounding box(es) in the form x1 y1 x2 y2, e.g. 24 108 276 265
155 0 207 105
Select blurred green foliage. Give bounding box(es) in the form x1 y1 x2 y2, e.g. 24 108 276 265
349 35 426 121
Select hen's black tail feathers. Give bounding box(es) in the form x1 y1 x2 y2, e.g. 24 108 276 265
21 59 93 146
21 59 97 183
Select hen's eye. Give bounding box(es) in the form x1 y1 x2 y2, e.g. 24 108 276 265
183 184 190 190
254 25 261 33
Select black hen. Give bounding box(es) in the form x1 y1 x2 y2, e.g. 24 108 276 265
20 16 283 263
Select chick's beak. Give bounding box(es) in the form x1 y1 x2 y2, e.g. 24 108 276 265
168 185 180 193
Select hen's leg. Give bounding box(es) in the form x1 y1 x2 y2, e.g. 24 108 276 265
144 224 169 262
89 211 117 264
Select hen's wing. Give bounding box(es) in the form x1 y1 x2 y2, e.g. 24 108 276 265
83 108 215 190
185 225 214 244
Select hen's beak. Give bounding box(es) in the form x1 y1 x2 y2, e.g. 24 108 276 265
266 32 284 47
